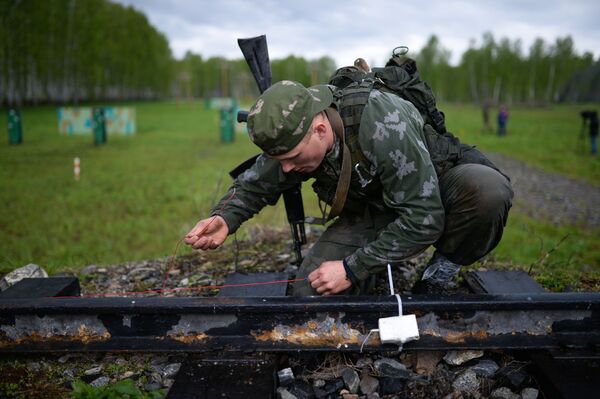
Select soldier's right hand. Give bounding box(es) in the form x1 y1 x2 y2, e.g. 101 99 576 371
184 216 229 250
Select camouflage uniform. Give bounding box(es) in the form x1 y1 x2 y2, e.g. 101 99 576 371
211 81 513 296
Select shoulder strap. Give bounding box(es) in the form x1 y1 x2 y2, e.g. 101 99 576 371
324 107 351 221
336 82 373 169
323 82 375 221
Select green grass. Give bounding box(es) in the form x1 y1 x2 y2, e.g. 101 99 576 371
484 212 600 289
441 102 600 287
1 101 599 288
0 101 289 274
441 102 600 185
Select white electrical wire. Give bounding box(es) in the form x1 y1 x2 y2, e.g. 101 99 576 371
387 263 402 316
395 293 402 317
360 328 379 353
387 263 394 295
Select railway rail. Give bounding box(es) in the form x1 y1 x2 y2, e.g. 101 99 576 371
0 292 599 353
0 274 599 398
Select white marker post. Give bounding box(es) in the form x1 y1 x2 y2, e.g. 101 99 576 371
74 157 80 181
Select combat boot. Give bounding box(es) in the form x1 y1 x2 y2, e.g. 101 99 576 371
412 252 460 294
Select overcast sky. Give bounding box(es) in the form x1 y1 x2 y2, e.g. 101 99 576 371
115 0 599 67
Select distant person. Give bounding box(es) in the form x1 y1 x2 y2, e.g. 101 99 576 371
581 110 599 156
482 98 492 132
497 105 509 136
579 110 598 155
592 113 599 156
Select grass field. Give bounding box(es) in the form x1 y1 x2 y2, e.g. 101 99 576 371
1 100 599 289
443 103 600 185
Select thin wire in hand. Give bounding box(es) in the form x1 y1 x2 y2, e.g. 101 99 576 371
161 188 237 294
49 187 306 299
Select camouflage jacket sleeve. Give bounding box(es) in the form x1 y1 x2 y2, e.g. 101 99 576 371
344 91 446 281
210 154 303 233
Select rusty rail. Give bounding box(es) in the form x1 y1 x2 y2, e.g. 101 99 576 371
0 293 599 353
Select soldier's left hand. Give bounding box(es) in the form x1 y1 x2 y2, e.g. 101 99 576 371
308 260 352 295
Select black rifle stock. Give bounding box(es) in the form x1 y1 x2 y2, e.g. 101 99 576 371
238 35 272 95
232 35 307 266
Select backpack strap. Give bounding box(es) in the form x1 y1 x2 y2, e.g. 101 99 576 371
309 87 374 224
323 107 352 221
426 96 447 134
336 82 373 171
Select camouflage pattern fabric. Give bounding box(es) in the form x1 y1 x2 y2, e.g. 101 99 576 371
213 89 449 287
292 163 513 296
247 80 333 155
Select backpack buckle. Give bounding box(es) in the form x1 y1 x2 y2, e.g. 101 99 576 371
392 46 409 57
354 163 373 188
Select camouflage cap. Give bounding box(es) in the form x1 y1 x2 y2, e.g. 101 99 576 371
247 80 333 155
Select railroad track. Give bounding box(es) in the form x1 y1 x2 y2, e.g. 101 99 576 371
0 272 598 398
0 293 598 353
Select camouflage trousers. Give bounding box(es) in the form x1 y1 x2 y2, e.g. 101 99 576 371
292 163 514 296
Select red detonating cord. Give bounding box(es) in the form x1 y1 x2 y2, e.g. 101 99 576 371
55 277 306 298
58 188 304 299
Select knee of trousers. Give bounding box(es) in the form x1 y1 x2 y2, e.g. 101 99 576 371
476 168 513 222
454 164 514 222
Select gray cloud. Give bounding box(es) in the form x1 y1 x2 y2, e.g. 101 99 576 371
116 0 599 66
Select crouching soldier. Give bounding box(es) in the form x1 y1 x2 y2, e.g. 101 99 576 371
185 80 513 296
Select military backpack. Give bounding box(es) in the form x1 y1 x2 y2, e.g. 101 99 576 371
328 48 503 180
319 48 506 220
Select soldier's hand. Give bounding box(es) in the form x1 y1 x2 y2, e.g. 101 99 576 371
184 216 229 250
308 260 352 296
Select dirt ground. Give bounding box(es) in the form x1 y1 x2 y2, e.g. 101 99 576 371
485 152 600 229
